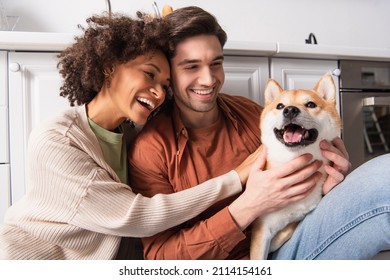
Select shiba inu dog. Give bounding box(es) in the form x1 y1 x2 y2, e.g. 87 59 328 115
250 74 341 260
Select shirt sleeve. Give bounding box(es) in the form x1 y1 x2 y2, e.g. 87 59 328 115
72 169 242 238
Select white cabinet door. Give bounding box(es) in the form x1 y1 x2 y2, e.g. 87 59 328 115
0 51 8 164
271 58 340 111
0 106 8 163
0 51 10 222
8 52 70 204
222 56 269 105
0 164 10 223
0 51 7 107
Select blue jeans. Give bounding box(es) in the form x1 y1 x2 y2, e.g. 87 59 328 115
271 154 390 260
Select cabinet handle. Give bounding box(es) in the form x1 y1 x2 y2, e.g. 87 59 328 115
332 68 341 76
363 96 390 106
9 63 20 72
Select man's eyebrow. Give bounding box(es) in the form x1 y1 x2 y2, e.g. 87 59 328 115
213 55 224 61
177 59 200 66
177 55 225 66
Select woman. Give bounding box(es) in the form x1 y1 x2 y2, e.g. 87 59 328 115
0 13 280 260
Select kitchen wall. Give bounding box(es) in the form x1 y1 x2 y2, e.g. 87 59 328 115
2 0 390 49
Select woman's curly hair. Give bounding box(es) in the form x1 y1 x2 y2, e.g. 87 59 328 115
57 12 170 106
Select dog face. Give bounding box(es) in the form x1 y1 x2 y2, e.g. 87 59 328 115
260 74 341 160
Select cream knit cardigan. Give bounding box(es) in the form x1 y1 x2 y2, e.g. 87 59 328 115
0 105 241 259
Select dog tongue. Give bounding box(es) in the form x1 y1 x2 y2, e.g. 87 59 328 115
283 127 303 143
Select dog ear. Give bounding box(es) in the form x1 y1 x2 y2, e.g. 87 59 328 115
314 74 336 101
264 79 283 105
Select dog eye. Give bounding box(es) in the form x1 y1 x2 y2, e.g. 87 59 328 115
305 101 317 108
276 103 285 110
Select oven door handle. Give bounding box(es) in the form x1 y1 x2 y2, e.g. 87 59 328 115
363 96 390 106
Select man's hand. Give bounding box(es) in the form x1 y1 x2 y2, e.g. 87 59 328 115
320 137 351 194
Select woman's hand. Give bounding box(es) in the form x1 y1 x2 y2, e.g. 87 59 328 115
320 137 351 194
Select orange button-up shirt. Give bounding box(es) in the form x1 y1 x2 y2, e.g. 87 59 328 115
129 94 262 259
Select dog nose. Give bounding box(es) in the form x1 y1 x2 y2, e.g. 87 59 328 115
283 106 300 119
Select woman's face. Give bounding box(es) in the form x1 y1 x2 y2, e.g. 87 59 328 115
108 50 170 126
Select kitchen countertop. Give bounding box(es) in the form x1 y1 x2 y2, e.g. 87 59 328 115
1 31 390 61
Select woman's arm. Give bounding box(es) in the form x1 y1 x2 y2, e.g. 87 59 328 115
72 168 242 237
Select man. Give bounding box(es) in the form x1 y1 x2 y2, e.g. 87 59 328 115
129 6 390 259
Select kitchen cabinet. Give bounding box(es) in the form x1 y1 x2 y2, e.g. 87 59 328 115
222 56 269 105
0 51 8 163
8 52 69 205
0 164 10 223
0 51 9 223
270 58 340 111
0 107 8 163
0 104 8 223
221 56 340 108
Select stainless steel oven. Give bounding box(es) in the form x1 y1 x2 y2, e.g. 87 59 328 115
339 60 390 170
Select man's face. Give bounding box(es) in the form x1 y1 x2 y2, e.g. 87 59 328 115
170 35 225 120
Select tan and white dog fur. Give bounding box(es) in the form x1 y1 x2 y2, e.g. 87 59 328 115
250 74 341 260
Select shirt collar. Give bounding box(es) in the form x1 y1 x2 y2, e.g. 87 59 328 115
217 95 239 130
172 94 239 141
